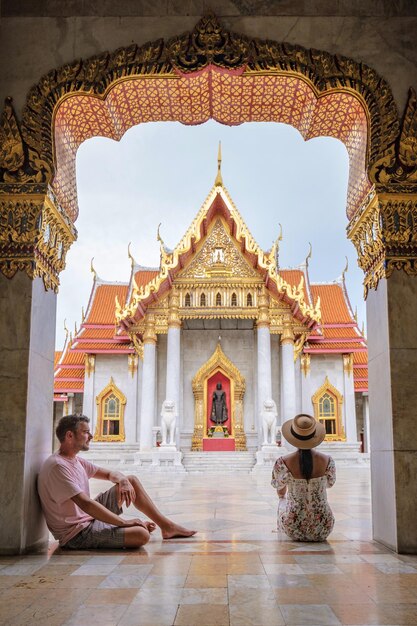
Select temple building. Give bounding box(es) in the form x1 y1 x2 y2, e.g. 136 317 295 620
54 162 368 470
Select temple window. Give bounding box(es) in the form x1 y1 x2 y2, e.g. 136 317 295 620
185 292 191 307
247 292 253 306
216 292 222 306
94 378 126 441
231 292 237 306
200 293 206 306
312 377 345 441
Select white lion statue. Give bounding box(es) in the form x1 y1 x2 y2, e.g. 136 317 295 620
160 399 177 446
261 398 278 446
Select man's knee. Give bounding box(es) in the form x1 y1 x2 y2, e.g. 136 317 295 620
127 475 142 489
123 526 150 548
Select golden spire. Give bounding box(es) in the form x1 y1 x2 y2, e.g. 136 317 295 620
81 306 85 323
90 257 97 281
354 306 358 323
214 141 223 187
63 318 69 338
74 321 78 335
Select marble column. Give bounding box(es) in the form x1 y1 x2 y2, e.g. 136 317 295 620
139 315 157 450
342 354 357 443
0 274 56 554
82 355 96 430
367 272 417 553
280 324 297 424
165 290 181 421
256 292 272 426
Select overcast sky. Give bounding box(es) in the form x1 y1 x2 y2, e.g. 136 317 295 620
55 120 365 349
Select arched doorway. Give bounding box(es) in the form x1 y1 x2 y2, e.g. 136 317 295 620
1 15 416 554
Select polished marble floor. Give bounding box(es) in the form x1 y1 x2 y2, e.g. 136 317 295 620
1 466 417 625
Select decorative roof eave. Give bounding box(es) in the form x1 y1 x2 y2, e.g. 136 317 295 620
116 185 321 329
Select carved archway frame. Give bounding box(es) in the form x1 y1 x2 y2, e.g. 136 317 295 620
1 14 416 294
191 343 246 451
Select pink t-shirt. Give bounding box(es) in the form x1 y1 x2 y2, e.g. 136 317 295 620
37 452 99 546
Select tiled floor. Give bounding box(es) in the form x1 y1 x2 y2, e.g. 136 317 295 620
1 466 417 625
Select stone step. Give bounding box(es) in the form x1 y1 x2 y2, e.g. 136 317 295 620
182 451 256 473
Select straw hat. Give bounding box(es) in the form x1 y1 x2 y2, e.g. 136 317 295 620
281 413 325 449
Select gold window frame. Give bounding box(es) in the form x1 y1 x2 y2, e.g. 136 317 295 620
94 377 126 442
312 376 346 441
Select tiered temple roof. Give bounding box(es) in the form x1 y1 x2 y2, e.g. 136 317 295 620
54 172 367 399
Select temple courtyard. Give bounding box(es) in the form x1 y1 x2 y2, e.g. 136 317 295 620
0 466 416 626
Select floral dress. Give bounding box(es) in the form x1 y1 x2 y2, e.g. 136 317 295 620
271 456 336 542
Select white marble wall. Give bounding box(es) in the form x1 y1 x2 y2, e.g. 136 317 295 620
182 323 256 438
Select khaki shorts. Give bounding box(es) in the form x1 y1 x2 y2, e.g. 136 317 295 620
64 485 125 549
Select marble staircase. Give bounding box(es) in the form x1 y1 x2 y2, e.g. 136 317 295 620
182 450 256 473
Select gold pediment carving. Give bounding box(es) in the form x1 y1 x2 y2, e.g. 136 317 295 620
179 218 258 280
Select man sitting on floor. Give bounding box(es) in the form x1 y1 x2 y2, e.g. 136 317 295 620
38 414 196 549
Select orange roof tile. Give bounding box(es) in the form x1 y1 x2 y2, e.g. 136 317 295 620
355 381 368 392
55 367 84 378
321 327 360 339
71 342 132 351
78 328 116 339
310 284 353 324
54 381 84 391
306 341 365 351
354 352 368 365
87 284 129 325
134 270 159 288
54 351 62 367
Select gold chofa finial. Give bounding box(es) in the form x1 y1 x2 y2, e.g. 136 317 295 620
342 256 349 280
127 242 136 268
215 141 223 186
305 242 312 266
90 257 97 280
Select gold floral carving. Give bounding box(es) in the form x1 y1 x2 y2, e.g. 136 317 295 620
301 353 311 377
0 188 76 290
85 354 95 377
181 219 258 279
294 333 308 362
191 343 246 451
347 191 417 296
129 332 144 360
0 97 52 186
343 353 354 377
128 353 138 377
369 88 417 193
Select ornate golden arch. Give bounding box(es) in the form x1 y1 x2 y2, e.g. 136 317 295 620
311 376 346 441
94 377 127 442
1 14 416 295
191 343 246 451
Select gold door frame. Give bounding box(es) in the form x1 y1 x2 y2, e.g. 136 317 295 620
191 343 246 451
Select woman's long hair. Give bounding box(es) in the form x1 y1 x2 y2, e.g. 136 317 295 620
299 449 313 480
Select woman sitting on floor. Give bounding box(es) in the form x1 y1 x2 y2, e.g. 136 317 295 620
271 413 336 542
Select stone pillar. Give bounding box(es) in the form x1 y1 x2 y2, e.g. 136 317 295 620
139 315 157 450
342 354 357 443
0 149 76 554
362 393 370 453
280 322 296 424
348 184 417 553
125 353 139 443
367 274 417 553
165 290 181 427
256 291 272 425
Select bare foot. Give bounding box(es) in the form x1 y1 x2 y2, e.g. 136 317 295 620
162 523 197 539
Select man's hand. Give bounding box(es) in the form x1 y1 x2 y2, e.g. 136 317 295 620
122 518 156 533
116 478 136 508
